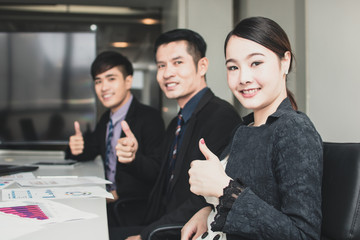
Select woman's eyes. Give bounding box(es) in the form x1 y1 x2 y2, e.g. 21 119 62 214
227 61 262 71
251 61 262 67
227 65 238 71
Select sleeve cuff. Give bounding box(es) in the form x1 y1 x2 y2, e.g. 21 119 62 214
211 178 245 231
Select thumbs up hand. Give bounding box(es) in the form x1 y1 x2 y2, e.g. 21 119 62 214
69 121 84 155
188 138 232 198
116 120 138 164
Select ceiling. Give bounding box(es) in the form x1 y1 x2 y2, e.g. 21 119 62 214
0 0 165 65
0 0 167 9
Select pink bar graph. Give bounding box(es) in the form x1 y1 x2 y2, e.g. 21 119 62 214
0 205 48 220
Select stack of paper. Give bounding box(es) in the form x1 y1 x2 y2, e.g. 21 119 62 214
2 186 113 201
0 200 98 239
16 176 111 187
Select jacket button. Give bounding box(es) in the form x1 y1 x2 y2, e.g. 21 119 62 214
213 234 220 240
201 232 208 239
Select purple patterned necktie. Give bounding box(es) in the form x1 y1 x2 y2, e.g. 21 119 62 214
105 118 114 172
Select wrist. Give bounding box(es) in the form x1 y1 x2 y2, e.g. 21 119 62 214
216 176 232 198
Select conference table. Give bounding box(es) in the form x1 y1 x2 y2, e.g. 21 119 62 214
0 149 109 240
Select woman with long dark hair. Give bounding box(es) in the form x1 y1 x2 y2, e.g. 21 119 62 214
182 17 323 240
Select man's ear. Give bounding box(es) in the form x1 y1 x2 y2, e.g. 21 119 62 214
197 57 209 76
125 75 133 90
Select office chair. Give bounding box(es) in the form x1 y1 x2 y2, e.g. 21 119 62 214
147 224 183 240
146 142 360 240
321 142 360 240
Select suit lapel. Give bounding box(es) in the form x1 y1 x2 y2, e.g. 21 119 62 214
168 89 214 193
146 118 177 218
120 97 138 138
170 116 196 186
99 111 110 161
100 97 137 159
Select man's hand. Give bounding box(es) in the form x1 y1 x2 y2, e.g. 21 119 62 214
189 138 231 198
106 190 119 203
116 120 139 164
181 206 211 240
69 121 84 155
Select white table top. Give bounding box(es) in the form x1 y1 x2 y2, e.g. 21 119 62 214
0 150 109 240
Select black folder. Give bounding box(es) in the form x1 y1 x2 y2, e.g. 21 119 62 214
0 164 39 176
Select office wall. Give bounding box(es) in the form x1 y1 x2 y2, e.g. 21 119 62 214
237 0 360 142
306 0 360 142
163 0 360 142
237 0 306 115
183 0 234 104
161 0 234 125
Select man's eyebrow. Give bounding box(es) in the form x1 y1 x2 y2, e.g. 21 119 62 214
94 73 118 80
156 55 184 64
172 56 183 61
104 73 116 78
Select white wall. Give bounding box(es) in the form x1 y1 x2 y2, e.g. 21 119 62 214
184 0 234 104
306 0 360 142
236 0 360 142
161 0 234 125
163 0 234 103
162 0 360 142
237 0 306 114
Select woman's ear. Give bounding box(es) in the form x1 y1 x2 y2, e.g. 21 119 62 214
282 51 291 75
197 57 209 76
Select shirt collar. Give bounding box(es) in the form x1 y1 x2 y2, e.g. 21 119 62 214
110 94 133 125
242 97 293 126
267 97 293 120
181 87 208 123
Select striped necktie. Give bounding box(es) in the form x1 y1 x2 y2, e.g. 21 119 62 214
105 118 114 171
167 111 183 188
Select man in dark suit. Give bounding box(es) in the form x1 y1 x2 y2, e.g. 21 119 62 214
113 29 241 240
65 51 165 227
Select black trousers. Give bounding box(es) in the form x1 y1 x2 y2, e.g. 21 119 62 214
109 226 144 240
107 199 147 227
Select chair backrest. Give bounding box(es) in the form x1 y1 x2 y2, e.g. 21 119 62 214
322 142 360 240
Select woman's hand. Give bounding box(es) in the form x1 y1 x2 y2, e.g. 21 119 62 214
181 206 212 240
189 139 231 198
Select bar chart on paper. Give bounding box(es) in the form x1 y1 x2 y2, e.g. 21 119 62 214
0 204 49 220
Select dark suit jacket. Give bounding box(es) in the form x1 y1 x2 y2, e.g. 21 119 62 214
65 97 165 224
140 89 242 238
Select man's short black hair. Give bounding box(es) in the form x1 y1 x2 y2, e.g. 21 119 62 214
90 51 133 80
154 29 207 65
